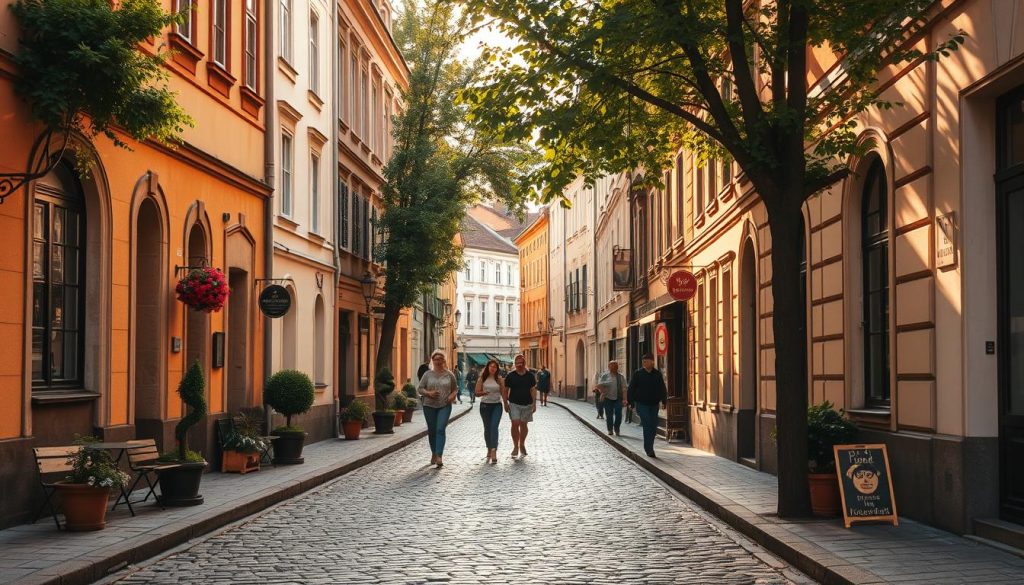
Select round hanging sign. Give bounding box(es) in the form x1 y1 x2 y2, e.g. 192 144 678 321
667 270 698 302
655 323 669 356
258 284 292 318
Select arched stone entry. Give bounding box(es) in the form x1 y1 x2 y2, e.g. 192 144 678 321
738 238 758 463
184 222 209 410
225 228 255 414
133 197 165 442
575 339 586 399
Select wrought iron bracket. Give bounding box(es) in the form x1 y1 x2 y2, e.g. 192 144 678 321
0 128 71 204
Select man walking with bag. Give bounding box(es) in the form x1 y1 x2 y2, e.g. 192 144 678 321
627 353 667 457
595 361 627 436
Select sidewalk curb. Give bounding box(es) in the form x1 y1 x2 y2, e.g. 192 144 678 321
552 401 879 585
26 407 472 585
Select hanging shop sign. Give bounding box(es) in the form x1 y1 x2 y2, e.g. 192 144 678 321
667 270 698 302
612 248 633 291
258 284 292 318
655 323 669 356
833 444 899 528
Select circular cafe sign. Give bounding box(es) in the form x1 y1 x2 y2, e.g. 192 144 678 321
667 270 698 302
258 284 292 318
655 323 669 356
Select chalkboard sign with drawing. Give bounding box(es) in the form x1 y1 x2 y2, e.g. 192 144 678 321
833 444 899 528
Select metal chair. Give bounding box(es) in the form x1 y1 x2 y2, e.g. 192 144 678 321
112 439 179 514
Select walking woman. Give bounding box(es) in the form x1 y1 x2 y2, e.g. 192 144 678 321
475 359 506 464
504 355 537 458
417 350 459 467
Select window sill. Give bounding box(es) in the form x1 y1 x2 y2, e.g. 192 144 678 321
32 391 101 406
705 197 719 216
360 143 371 155
719 182 736 204
308 230 327 244
694 213 706 228
277 56 298 83
240 86 265 118
371 154 382 166
338 118 350 134
169 32 204 75
277 215 300 229
847 408 891 427
314 382 328 393
308 90 324 112
206 62 236 98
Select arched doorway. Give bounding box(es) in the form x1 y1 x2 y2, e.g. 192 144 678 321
184 222 209 405
226 267 250 412
738 238 758 463
133 198 164 441
314 294 325 386
575 339 586 399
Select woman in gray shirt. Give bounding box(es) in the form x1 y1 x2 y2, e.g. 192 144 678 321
475 359 507 464
417 350 458 467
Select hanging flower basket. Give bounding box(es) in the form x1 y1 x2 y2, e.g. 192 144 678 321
176 267 230 312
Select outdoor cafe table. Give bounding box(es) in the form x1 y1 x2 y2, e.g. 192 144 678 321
88 441 132 465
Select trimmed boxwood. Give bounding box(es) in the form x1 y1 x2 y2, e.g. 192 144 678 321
264 369 315 430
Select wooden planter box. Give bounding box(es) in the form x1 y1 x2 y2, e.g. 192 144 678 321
222 450 260 474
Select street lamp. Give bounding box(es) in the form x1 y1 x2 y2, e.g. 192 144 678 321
360 271 377 313
453 309 466 377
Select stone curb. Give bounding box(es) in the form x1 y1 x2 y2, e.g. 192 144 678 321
26 407 472 585
552 401 881 585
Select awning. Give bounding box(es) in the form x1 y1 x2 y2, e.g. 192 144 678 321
488 353 515 365
460 353 490 366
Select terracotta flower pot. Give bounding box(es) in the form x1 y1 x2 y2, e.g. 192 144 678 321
222 450 260 474
808 472 841 517
393 411 403 427
342 419 363 440
56 483 111 531
403 408 415 423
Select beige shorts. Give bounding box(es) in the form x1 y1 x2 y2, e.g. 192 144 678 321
508 402 534 422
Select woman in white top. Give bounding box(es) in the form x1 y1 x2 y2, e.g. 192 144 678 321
475 359 507 464
416 350 458 468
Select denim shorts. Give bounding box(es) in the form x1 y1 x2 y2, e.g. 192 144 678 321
508 402 534 422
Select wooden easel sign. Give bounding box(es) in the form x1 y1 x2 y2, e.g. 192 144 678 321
833 444 899 528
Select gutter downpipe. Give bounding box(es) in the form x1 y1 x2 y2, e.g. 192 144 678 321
263 1 277 433
330 2 340 438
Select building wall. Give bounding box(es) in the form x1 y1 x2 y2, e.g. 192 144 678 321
515 211 549 369
595 173 632 371
0 0 269 526
548 199 567 393
455 247 520 359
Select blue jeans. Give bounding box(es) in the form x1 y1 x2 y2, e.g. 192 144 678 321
423 404 453 456
479 402 502 449
602 399 623 433
635 402 659 454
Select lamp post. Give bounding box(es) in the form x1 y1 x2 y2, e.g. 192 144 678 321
454 309 465 376
359 271 377 391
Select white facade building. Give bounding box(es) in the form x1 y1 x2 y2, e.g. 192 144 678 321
455 214 520 371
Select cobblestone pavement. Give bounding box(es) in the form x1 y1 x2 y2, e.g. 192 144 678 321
111 406 810 585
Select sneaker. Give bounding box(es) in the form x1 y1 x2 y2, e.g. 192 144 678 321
615 431 621 436
646 450 657 458
607 430 614 436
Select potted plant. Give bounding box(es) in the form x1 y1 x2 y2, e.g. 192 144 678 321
221 412 266 474
55 437 130 531
339 399 370 440
157 360 208 506
175 267 230 313
391 392 408 426
398 389 417 423
372 368 397 434
402 382 417 400
807 401 858 517
264 369 315 464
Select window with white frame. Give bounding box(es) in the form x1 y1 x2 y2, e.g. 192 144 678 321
361 68 369 138
309 12 320 94
507 265 512 286
495 263 501 284
481 300 487 327
371 82 379 153
279 0 292 62
465 300 473 327
350 52 358 129
176 0 194 44
339 179 349 249
507 303 514 328
464 262 471 281
244 0 258 90
212 0 228 67
281 132 293 216
338 40 346 120
310 153 320 233
479 261 485 281
496 303 502 328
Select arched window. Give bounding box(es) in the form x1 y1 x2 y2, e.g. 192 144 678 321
32 164 86 390
861 159 890 406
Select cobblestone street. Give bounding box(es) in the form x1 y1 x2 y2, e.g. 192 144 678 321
111 406 808 585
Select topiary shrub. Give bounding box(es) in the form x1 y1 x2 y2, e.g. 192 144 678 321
175 360 208 461
374 367 396 412
402 382 417 399
264 370 315 430
391 392 409 411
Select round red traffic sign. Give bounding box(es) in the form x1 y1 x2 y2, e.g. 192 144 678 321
655 323 669 356
668 270 697 302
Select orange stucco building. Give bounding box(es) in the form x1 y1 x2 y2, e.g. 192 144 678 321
0 1 270 527
515 210 549 368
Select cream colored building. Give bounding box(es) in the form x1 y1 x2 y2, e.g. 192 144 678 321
595 173 632 370
625 0 1024 538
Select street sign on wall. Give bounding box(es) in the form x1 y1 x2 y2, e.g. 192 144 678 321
667 270 697 302
655 323 669 356
612 248 633 291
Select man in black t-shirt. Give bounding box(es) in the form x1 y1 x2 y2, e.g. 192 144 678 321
503 355 537 458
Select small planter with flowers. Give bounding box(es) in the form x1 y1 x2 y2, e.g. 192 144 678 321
56 436 131 531
175 266 230 312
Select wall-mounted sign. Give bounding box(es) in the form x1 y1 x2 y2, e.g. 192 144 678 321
667 270 698 302
212 332 224 368
258 284 292 318
936 212 957 269
834 444 899 528
655 323 669 356
612 248 633 291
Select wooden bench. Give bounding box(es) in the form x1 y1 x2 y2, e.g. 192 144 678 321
32 445 81 530
111 439 180 514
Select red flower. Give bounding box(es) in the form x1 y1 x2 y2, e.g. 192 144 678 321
176 267 230 312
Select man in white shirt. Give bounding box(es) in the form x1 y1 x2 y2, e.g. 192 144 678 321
595 360 628 436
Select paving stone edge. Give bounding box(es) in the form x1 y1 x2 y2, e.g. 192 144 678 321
553 401 881 585
28 407 471 585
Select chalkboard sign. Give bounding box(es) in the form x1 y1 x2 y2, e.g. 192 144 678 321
833 444 899 528
258 284 291 318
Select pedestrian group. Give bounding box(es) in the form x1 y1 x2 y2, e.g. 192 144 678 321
414 349 668 467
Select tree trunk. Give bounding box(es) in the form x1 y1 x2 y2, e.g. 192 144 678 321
374 298 402 411
767 200 812 518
